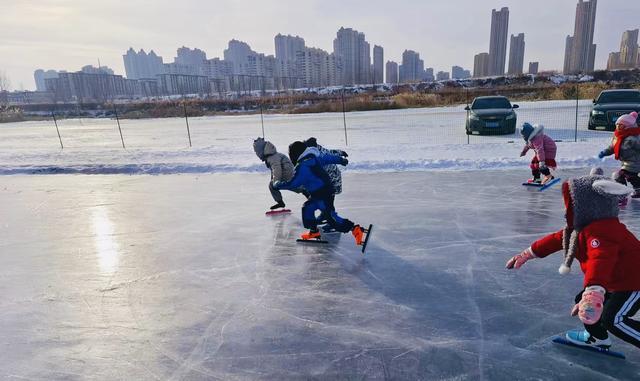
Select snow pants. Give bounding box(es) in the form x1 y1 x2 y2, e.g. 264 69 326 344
576 290 640 348
530 156 557 179
302 196 354 233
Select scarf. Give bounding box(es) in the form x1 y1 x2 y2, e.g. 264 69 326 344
613 128 640 159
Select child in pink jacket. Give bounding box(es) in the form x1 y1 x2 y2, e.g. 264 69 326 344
520 123 557 184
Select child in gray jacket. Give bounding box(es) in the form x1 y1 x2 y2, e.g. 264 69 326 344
598 112 640 198
253 137 295 210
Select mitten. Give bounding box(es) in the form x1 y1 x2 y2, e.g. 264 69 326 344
340 150 348 157
598 151 606 159
572 285 606 325
340 158 349 166
506 248 536 269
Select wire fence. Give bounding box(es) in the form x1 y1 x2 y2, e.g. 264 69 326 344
1 85 630 152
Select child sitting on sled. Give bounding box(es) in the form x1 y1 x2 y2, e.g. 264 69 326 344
273 141 367 246
506 170 640 351
520 123 557 185
598 112 640 199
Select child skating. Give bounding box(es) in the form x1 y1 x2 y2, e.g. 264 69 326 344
273 141 371 252
253 137 295 212
520 123 557 185
506 171 640 353
598 111 640 200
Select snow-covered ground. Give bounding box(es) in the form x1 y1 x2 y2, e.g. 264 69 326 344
0 100 613 175
1 170 639 380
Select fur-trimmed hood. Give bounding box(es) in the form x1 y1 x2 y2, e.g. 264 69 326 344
559 171 631 274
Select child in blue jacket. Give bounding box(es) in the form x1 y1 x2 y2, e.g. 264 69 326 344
273 141 366 245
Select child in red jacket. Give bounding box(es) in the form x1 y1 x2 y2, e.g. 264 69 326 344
506 170 640 350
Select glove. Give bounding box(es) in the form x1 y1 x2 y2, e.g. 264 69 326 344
340 150 348 158
340 158 348 166
506 247 536 269
598 151 606 159
571 285 605 325
538 161 547 170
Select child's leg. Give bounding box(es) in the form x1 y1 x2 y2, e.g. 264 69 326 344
622 170 640 193
613 169 628 186
320 198 355 233
301 199 322 231
600 291 640 348
269 182 284 204
530 156 541 179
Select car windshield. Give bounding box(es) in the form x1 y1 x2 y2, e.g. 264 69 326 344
597 91 640 104
472 98 512 109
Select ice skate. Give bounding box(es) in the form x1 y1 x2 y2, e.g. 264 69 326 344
565 329 612 349
541 175 555 185
270 201 286 210
527 177 542 184
300 230 322 240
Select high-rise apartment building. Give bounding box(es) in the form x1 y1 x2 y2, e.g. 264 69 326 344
224 40 256 75
507 33 525 75
275 34 306 80
563 0 597 74
473 53 490 77
175 47 207 74
607 52 622 70
373 45 384 84
619 29 639 69
436 71 450 81
488 7 509 76
123 48 164 79
34 69 60 91
333 27 371 85
386 61 398 84
296 47 342 88
528 62 539 75
399 50 424 83
451 66 471 80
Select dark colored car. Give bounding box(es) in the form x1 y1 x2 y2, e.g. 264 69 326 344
588 89 640 131
465 96 519 135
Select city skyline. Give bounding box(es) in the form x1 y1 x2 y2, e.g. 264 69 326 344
1 0 638 90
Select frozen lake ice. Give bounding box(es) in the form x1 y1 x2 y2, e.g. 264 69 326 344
1 169 639 380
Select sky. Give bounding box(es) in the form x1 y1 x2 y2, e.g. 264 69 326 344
1 0 638 91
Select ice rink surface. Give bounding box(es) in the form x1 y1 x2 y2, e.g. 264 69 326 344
1 169 639 380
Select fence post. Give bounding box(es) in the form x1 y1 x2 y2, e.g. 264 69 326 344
260 102 265 138
466 88 470 145
113 104 126 149
341 88 348 146
183 102 192 147
51 111 64 149
574 83 579 142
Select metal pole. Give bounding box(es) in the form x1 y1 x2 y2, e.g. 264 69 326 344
466 88 470 145
260 103 265 138
183 102 192 147
52 111 63 149
113 104 125 149
342 89 348 146
574 83 579 142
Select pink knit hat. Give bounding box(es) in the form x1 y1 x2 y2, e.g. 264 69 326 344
616 111 638 128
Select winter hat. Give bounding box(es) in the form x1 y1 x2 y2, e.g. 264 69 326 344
615 111 639 128
590 167 604 176
253 137 267 161
558 175 632 274
304 137 318 147
288 141 307 165
520 123 534 141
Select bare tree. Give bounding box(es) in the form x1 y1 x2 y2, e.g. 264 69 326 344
0 70 11 92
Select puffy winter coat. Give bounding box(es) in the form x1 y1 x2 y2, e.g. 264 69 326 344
521 125 557 162
253 138 294 182
532 219 640 292
275 147 346 198
602 134 640 173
